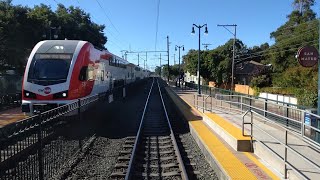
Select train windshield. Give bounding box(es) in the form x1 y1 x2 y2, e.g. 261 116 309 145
27 53 73 86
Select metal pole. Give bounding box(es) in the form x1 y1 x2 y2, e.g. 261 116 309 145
231 26 236 91
160 53 162 77
49 28 52 40
284 130 288 179
318 17 320 115
178 47 181 87
167 36 170 82
138 53 139 66
146 52 147 70
198 26 201 94
37 114 44 180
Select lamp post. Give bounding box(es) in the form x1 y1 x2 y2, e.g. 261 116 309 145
217 24 237 91
192 24 208 94
175 45 184 87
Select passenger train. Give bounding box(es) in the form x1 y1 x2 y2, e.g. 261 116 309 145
21 40 150 114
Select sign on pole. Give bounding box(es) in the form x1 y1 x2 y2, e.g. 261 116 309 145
297 46 319 67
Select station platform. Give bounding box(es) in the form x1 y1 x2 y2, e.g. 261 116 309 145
165 85 320 179
0 107 26 128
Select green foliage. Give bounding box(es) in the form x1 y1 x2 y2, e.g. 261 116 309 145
156 64 182 80
250 75 271 88
183 39 246 86
0 1 107 74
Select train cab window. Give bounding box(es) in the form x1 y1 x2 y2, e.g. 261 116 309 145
79 66 88 81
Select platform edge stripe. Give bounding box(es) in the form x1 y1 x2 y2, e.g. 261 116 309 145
164 87 230 179
165 88 257 179
190 121 257 179
205 113 251 140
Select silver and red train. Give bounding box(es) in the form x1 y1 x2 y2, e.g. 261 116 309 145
21 40 149 114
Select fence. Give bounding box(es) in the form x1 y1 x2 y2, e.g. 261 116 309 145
186 82 320 145
0 79 146 179
188 82 320 178
0 93 22 111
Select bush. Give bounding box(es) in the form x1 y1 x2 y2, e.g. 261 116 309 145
250 75 271 88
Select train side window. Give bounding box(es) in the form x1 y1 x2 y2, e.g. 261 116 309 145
79 66 88 81
87 66 94 80
101 70 104 81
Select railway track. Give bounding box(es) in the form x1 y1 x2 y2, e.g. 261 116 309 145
110 77 189 180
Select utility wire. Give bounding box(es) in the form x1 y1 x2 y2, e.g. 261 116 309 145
239 38 318 58
235 42 318 61
238 28 318 58
270 19 318 33
50 0 128 51
154 0 160 51
94 0 120 34
75 0 128 51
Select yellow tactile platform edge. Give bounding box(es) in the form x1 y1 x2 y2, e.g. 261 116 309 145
190 120 257 179
166 87 280 179
205 113 251 140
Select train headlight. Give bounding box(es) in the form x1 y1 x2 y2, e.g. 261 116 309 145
53 91 68 99
24 90 36 99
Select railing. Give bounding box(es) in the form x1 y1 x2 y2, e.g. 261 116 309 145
186 82 320 179
242 110 320 179
185 82 320 145
0 81 138 179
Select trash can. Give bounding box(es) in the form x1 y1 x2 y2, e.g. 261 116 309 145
304 109 318 141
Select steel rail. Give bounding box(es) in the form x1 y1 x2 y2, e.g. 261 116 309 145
157 78 189 180
125 77 155 180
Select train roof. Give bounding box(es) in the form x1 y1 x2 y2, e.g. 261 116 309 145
36 40 86 54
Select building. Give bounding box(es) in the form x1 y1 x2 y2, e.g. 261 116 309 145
184 71 204 85
235 61 271 85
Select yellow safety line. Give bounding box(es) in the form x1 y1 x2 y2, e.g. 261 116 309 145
168 88 280 179
190 120 258 179
205 113 251 140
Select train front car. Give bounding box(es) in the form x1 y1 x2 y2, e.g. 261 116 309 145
21 40 94 115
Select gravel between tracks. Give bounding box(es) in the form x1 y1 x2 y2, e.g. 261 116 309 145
60 79 217 179
61 79 152 179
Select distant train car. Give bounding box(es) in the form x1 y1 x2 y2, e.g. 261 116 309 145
21 40 149 114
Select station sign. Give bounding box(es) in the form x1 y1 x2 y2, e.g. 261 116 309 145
297 46 318 67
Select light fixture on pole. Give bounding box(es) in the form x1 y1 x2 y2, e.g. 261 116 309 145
191 24 208 95
175 45 184 87
217 24 237 91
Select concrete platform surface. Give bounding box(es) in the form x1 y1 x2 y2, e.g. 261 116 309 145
170 86 320 180
165 86 280 180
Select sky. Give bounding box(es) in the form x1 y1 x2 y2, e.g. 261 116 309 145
12 0 319 70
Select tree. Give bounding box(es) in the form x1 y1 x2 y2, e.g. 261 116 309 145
0 1 108 74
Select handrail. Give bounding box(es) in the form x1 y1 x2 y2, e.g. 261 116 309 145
241 110 250 137
243 109 320 178
216 93 320 138
250 110 320 150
